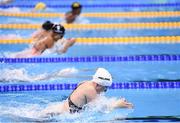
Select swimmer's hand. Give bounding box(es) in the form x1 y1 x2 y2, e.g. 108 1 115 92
113 98 133 109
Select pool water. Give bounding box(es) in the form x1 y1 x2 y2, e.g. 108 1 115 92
1 0 180 122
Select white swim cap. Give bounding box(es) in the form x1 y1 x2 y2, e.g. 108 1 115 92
92 68 112 87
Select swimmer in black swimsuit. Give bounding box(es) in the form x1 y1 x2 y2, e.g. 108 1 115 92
68 97 83 113
68 83 87 113
41 68 133 116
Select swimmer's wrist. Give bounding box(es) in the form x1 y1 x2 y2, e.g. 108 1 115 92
109 100 119 109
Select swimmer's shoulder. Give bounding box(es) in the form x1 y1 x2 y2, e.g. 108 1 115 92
80 81 96 91
65 11 72 15
46 36 55 47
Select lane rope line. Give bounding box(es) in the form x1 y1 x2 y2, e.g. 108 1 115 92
1 3 180 8
1 11 180 18
0 22 180 29
0 36 180 44
0 55 180 63
0 82 180 92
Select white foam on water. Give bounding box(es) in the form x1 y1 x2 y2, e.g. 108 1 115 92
0 67 79 82
55 95 133 122
56 67 79 77
0 103 43 118
0 94 133 122
0 34 22 40
0 68 33 82
0 7 21 13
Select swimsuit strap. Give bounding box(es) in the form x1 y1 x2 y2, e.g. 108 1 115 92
68 82 88 113
68 97 83 113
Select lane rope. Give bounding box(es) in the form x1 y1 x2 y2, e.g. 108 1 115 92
0 22 180 29
1 55 180 63
0 82 180 92
1 3 180 8
1 11 180 18
0 36 180 44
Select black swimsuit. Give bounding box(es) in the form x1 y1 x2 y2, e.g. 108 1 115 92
68 97 83 113
68 83 87 113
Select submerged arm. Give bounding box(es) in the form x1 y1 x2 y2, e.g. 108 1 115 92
110 98 133 110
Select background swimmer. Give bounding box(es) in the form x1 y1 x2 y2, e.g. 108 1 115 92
41 68 133 116
0 1 46 13
31 2 47 12
33 21 76 55
62 2 89 24
64 2 82 24
0 0 13 5
15 21 67 58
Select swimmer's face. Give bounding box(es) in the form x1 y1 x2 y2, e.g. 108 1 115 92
102 86 108 92
96 84 108 93
72 8 81 15
53 33 63 41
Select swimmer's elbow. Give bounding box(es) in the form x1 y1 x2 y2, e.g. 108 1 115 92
59 48 68 54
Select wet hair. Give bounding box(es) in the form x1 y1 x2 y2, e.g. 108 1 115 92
71 2 82 10
42 21 54 31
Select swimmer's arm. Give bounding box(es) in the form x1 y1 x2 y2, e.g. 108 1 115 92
33 36 51 51
56 38 76 54
31 29 46 41
110 98 133 110
84 87 97 103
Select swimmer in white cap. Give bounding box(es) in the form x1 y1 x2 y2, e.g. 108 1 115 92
41 68 133 116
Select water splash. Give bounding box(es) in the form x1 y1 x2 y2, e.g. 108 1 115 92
0 94 133 122
0 103 45 122
0 34 22 40
0 7 21 13
41 95 133 122
0 68 33 82
0 67 80 82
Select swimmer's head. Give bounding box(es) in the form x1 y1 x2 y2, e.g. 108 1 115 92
71 2 82 9
42 21 65 40
71 2 82 15
51 24 65 41
92 68 113 87
34 2 46 11
52 24 65 37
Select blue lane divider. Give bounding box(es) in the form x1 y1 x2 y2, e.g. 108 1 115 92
0 55 180 63
0 82 180 92
1 3 180 8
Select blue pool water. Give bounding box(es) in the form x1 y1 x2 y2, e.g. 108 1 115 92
1 0 180 122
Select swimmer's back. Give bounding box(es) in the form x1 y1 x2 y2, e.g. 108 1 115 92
33 36 54 53
70 81 97 107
